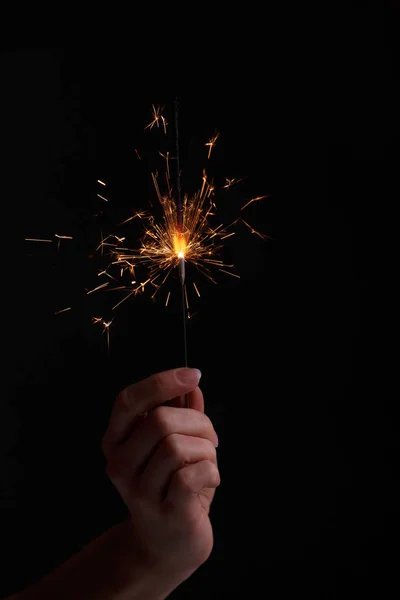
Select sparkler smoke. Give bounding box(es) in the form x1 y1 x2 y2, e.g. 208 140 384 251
25 102 270 367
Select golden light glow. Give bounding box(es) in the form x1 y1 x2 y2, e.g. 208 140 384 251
99 167 241 309
173 233 187 258
87 105 268 331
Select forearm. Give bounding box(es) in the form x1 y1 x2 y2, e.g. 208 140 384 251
7 520 190 600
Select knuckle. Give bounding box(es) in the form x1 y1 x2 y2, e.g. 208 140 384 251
202 460 220 486
209 462 221 486
163 433 185 462
149 405 172 436
164 432 183 456
176 467 195 492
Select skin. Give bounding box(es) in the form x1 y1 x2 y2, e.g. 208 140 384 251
7 367 220 599
102 366 220 575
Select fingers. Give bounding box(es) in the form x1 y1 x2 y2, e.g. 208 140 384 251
166 386 205 412
107 403 218 476
165 460 221 515
139 434 217 502
102 368 201 450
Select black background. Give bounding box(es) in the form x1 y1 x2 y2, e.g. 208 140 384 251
1 8 399 598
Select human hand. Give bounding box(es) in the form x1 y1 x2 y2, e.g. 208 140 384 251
102 368 220 583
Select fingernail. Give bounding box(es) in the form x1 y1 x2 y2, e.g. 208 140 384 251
215 433 219 448
175 367 202 384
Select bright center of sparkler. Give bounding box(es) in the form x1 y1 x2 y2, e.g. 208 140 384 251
173 233 187 259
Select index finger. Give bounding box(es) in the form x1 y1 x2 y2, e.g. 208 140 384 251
103 367 201 449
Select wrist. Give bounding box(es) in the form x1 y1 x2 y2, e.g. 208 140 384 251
123 521 196 599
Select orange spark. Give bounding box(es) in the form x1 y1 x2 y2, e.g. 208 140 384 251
205 132 220 159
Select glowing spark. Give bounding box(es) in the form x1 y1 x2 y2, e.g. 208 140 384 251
241 195 269 211
205 132 220 159
219 268 240 278
112 290 136 310
223 176 245 189
240 218 268 240
55 307 71 314
145 105 166 132
26 103 269 354
54 233 73 252
98 269 117 281
184 285 189 309
90 107 269 321
221 231 235 240
159 152 171 183
119 212 146 225
92 317 113 352
87 282 109 295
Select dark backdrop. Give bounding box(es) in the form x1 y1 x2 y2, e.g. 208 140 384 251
1 15 399 599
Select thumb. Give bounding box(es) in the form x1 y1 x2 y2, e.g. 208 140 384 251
165 385 204 412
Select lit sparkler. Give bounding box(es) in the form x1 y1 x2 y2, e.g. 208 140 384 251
91 102 269 375
27 102 269 364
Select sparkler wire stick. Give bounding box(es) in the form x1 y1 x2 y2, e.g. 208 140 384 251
174 98 190 408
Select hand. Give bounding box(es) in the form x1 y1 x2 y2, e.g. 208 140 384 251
102 368 220 582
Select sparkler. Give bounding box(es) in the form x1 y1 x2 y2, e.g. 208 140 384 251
90 103 269 388
25 102 270 387
174 98 189 408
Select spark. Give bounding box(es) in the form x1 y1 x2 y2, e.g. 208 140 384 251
119 212 146 225
205 132 220 159
223 176 245 189
98 269 117 281
159 152 171 187
106 166 242 304
92 317 113 352
241 195 270 211
184 285 189 309
145 104 167 133
240 218 269 240
86 282 109 295
55 307 71 314
88 106 269 326
219 268 240 278
25 102 270 358
221 231 235 240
